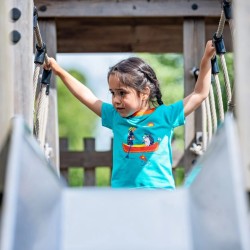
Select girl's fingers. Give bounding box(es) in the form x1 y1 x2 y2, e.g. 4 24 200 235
44 58 52 70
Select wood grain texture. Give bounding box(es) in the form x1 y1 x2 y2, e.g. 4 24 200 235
39 21 60 173
34 0 221 18
33 0 232 53
183 18 205 172
12 0 33 128
234 0 250 190
0 0 13 150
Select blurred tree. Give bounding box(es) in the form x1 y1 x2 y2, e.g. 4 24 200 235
57 69 97 150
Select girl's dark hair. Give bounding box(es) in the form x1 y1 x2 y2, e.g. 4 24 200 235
107 57 163 106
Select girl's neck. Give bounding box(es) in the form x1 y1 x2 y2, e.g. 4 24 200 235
131 106 155 117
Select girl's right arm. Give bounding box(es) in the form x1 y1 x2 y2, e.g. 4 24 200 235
47 58 102 117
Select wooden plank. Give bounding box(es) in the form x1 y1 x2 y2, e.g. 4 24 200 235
39 20 60 174
183 18 205 173
12 0 33 128
34 0 221 18
234 0 250 190
60 151 112 168
0 0 13 150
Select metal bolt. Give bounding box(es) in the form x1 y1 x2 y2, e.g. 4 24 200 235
38 5 47 12
11 8 21 21
11 30 21 44
191 3 198 11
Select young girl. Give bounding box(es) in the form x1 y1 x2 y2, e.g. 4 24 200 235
47 41 215 189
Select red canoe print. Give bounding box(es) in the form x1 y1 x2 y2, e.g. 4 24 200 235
122 142 159 153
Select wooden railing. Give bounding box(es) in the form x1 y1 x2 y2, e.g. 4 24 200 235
60 137 184 186
60 138 112 186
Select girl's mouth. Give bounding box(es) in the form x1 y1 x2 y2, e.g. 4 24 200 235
116 107 125 111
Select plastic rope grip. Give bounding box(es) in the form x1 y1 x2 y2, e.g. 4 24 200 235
213 33 226 55
41 69 52 95
211 56 220 75
223 0 232 20
34 43 46 65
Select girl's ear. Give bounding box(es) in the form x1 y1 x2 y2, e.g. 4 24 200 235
142 86 150 100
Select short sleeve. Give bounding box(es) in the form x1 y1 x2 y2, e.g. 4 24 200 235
167 100 185 128
101 102 116 129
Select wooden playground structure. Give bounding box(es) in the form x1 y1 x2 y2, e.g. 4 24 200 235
0 0 250 249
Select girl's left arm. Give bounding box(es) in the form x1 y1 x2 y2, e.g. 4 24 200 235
183 40 216 117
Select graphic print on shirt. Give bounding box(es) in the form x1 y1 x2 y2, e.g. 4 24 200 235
123 123 159 160
125 127 136 158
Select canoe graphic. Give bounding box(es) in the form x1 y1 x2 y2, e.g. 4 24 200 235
122 142 159 153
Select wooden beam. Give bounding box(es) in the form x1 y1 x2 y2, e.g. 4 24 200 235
12 0 33 128
234 0 250 190
32 0 232 54
34 0 221 18
57 21 183 53
0 0 14 150
53 18 232 53
39 20 60 174
183 18 205 173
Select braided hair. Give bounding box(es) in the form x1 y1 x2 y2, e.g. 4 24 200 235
108 57 164 107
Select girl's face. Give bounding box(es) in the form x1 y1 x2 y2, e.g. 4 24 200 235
108 74 149 117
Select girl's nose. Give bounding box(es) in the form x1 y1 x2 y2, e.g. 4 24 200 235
113 94 121 104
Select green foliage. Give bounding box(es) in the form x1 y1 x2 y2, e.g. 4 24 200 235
57 69 97 150
138 53 184 105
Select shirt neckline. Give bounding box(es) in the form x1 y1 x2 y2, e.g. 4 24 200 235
131 108 156 117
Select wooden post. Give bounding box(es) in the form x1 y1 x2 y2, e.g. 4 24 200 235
234 0 250 190
183 18 205 173
84 138 96 186
59 138 69 183
39 20 60 174
0 0 14 150
12 0 33 128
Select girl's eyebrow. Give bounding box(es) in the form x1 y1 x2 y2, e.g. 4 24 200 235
109 88 127 91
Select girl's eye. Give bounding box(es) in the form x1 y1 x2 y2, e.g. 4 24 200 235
119 91 126 97
110 91 115 96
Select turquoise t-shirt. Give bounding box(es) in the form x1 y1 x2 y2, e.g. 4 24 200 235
101 101 185 189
